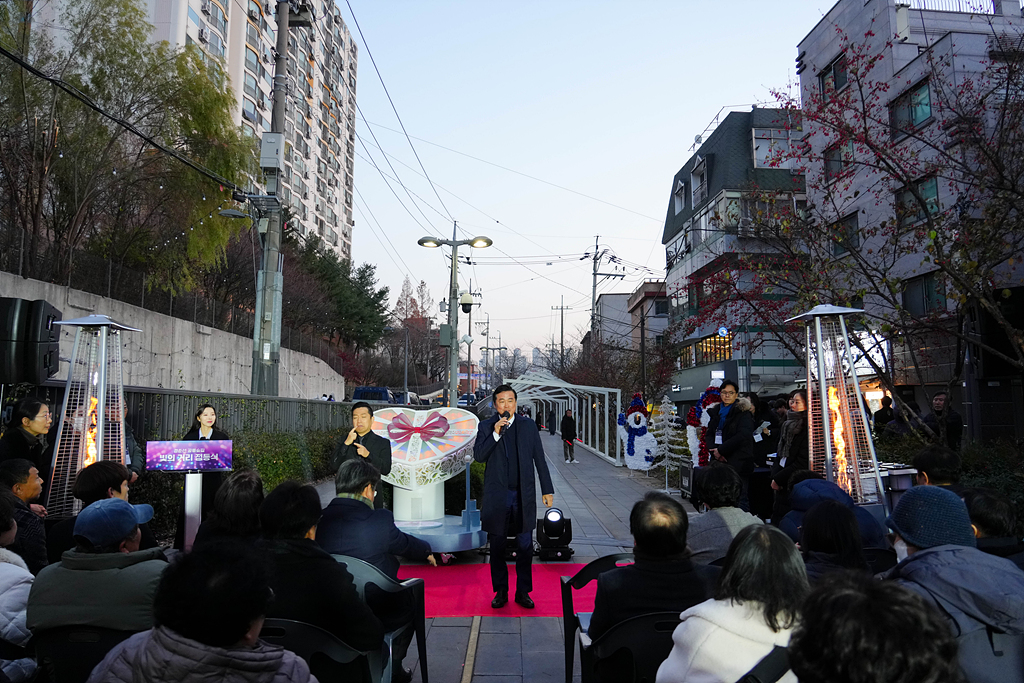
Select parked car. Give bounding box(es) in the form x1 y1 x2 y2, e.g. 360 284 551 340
457 393 476 407
351 386 396 403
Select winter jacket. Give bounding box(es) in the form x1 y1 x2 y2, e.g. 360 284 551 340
87 626 317 683
770 410 808 489
687 507 763 565
0 427 49 481
656 598 797 683
0 548 35 682
7 495 47 576
560 415 577 442
976 536 1024 571
802 550 870 586
881 545 1024 682
779 479 887 549
703 398 756 476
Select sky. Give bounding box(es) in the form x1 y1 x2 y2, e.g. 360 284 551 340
340 0 835 361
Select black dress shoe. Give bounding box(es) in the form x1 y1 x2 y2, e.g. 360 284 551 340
514 592 535 609
392 666 413 683
491 591 508 608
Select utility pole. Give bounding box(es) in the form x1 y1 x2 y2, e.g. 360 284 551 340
590 235 624 341
640 303 647 398
251 1 311 396
551 295 571 373
475 313 490 389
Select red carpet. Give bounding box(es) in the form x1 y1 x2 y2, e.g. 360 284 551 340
397 563 596 618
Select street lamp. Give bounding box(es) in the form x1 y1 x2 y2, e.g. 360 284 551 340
418 223 492 406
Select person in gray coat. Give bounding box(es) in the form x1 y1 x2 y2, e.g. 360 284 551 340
88 542 314 683
687 463 763 564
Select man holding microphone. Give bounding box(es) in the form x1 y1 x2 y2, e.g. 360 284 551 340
474 385 554 609
332 402 393 510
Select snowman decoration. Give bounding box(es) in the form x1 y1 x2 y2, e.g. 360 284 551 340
618 393 658 471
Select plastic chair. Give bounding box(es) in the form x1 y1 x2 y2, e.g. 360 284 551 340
560 552 634 683
588 611 680 683
32 626 137 683
332 554 428 683
260 618 377 683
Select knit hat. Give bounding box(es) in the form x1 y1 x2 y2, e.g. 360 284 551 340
886 485 976 550
74 497 154 548
626 393 649 419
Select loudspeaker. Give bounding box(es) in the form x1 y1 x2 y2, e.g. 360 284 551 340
0 298 62 384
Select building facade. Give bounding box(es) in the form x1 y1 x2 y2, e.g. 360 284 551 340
627 280 669 351
662 108 806 404
145 0 356 258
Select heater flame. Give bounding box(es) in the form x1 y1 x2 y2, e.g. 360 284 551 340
828 387 850 493
84 396 98 468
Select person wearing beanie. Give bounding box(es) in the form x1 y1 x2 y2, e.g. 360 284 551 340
27 497 168 633
880 485 1024 683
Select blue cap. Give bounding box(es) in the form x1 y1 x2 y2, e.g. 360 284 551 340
886 485 976 550
74 497 154 548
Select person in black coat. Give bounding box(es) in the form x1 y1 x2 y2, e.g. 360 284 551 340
770 389 809 524
174 403 230 549
330 402 393 510
589 492 720 642
192 469 264 548
548 409 556 436
0 398 53 487
260 480 384 682
474 385 554 609
703 381 755 511
963 488 1024 570
0 460 47 575
560 409 578 463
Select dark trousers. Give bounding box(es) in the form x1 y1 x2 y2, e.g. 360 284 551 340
489 489 533 594
563 440 575 461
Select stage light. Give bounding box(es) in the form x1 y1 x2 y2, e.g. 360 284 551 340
537 507 574 560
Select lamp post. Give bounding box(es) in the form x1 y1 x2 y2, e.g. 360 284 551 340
418 223 492 407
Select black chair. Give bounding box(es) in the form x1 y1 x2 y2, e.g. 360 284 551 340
260 618 376 683
332 554 428 683
587 611 680 683
560 552 634 683
32 626 136 683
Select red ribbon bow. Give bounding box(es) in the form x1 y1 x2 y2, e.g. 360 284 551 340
387 412 450 444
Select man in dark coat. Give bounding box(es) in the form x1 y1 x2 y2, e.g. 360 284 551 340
0 459 48 575
560 409 578 463
474 384 554 609
921 391 963 451
703 380 755 511
331 402 393 510
548 410 556 436
589 491 720 641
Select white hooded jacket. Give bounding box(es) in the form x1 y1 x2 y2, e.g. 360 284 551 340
0 547 36 682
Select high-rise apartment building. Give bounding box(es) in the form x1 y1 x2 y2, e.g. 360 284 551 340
145 0 356 259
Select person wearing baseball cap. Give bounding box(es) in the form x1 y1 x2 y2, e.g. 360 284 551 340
27 498 168 633
880 485 1024 682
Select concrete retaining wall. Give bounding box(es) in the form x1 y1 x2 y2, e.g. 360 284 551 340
0 271 344 399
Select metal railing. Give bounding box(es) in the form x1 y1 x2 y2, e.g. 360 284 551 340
905 0 1011 13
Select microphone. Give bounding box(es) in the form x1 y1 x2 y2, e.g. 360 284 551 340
499 411 511 435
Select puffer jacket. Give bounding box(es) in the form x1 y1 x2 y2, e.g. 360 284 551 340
0 548 35 682
703 398 756 475
656 598 797 683
87 626 317 683
779 479 887 549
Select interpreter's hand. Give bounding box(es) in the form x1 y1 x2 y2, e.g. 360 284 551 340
427 554 438 567
129 471 139 484
355 443 370 458
494 415 510 435
30 504 47 518
771 480 780 491
344 427 358 446
542 494 554 508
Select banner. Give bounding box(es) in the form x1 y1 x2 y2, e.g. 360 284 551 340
146 440 233 472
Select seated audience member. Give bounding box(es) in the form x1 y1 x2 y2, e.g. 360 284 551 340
192 469 264 547
317 459 434 683
657 525 807 683
28 497 167 633
789 570 963 683
779 476 886 549
317 459 434 578
962 488 1024 570
47 460 158 563
687 464 763 564
0 494 35 682
799 499 869 584
881 485 1024 682
260 480 384 654
88 543 314 683
588 491 720 642
0 459 47 575
911 445 965 496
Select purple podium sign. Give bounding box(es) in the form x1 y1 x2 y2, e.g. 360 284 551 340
146 440 233 472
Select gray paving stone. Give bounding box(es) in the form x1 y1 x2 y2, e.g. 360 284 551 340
520 617 562 653
420 624 470 682
481 616 520 634
473 633 523 675
523 650 564 681
433 617 474 627
471 677 521 683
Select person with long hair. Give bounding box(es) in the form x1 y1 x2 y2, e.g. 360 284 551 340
192 470 263 547
656 525 808 683
800 499 869 584
0 398 53 490
770 389 808 524
175 404 231 548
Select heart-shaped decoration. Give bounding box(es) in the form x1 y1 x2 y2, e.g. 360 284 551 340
371 407 479 490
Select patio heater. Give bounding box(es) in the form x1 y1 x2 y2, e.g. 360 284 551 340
47 315 140 518
785 305 889 518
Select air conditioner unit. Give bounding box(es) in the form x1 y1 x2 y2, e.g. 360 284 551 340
302 191 309 199
262 51 272 64
303 171 310 179
328 178 336 187
198 28 210 43
738 218 754 236
257 99 266 111
201 0 212 15
264 3 273 15
248 8 259 19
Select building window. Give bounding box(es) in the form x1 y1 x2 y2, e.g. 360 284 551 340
832 213 859 256
753 128 792 168
691 160 708 207
696 333 733 366
897 177 940 226
655 335 664 347
244 73 258 99
245 46 259 74
673 179 686 215
680 345 694 369
654 299 669 316
891 80 932 140
824 140 853 182
210 2 227 34
819 54 848 97
903 271 946 316
208 31 224 58
242 97 257 123
188 6 201 27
